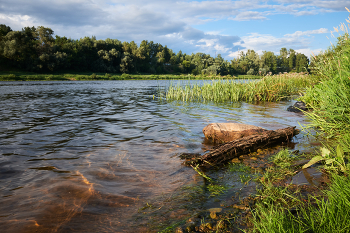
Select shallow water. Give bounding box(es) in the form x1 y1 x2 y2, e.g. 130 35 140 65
0 80 316 232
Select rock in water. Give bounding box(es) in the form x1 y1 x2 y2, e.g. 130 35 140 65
203 123 267 143
287 101 308 113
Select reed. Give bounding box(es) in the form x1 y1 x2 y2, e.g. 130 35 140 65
166 73 318 103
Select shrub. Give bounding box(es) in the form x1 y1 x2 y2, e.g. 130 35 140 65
247 68 256 75
121 73 131 79
90 73 98 79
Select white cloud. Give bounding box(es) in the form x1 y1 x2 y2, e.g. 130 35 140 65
230 28 329 58
0 0 346 59
229 11 268 21
0 13 36 29
295 48 324 57
285 28 329 37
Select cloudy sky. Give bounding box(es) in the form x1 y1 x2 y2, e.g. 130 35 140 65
0 0 349 59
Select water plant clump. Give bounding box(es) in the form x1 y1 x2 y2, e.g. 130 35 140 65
270 148 299 168
166 72 319 103
227 163 251 173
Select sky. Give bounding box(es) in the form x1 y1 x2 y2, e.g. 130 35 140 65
0 0 349 60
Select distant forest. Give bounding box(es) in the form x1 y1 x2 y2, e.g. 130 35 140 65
0 24 310 75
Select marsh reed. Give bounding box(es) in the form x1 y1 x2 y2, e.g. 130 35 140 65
166 72 318 103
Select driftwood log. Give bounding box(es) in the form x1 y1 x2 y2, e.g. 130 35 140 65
180 126 299 167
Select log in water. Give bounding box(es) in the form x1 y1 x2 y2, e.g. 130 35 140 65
181 127 299 167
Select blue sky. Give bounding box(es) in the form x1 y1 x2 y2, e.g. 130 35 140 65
0 0 349 59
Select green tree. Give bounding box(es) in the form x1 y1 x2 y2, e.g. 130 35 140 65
0 24 12 40
295 53 309 72
261 51 277 73
288 49 296 71
120 52 134 73
278 47 289 72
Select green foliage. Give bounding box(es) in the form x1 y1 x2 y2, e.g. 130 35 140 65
227 163 251 173
0 74 21 81
246 68 256 75
302 145 347 173
166 73 318 103
0 23 310 76
251 171 350 233
207 184 228 196
251 14 350 233
191 164 212 181
239 174 252 184
299 16 350 174
90 73 98 79
271 148 296 168
121 73 131 79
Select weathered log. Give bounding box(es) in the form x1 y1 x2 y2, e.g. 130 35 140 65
203 123 267 143
181 126 299 167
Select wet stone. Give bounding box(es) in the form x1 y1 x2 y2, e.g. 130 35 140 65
232 204 249 210
175 227 184 233
239 155 249 159
210 211 217 219
231 158 240 163
292 159 309 167
208 208 222 213
288 167 323 186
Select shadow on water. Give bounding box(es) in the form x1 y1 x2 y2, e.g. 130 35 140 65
0 80 318 232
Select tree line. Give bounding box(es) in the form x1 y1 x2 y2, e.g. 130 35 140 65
0 24 310 75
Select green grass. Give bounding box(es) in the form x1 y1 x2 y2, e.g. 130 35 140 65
270 148 298 168
207 183 228 196
0 71 260 81
227 163 251 173
250 17 350 233
250 172 350 233
166 73 319 103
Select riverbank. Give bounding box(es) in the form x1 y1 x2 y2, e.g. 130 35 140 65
152 18 350 233
0 71 260 81
249 20 350 233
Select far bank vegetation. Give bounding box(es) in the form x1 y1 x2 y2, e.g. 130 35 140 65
0 24 309 77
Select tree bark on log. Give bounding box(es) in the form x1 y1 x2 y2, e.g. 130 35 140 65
180 126 299 167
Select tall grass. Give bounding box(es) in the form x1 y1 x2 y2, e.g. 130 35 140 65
251 11 350 233
251 172 350 233
300 33 350 142
166 73 318 103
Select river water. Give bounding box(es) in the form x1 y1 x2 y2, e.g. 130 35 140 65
0 80 315 232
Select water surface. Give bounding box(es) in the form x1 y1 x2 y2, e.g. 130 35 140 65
0 80 314 232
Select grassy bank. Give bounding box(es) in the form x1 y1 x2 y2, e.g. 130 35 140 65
250 16 350 233
166 72 319 103
0 71 260 81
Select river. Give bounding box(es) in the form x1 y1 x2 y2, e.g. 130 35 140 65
0 80 315 232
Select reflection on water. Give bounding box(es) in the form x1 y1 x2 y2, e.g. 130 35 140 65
0 80 315 232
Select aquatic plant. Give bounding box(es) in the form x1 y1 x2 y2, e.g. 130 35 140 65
302 145 347 173
270 148 297 168
207 183 228 196
227 163 251 173
166 73 318 103
191 164 212 181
